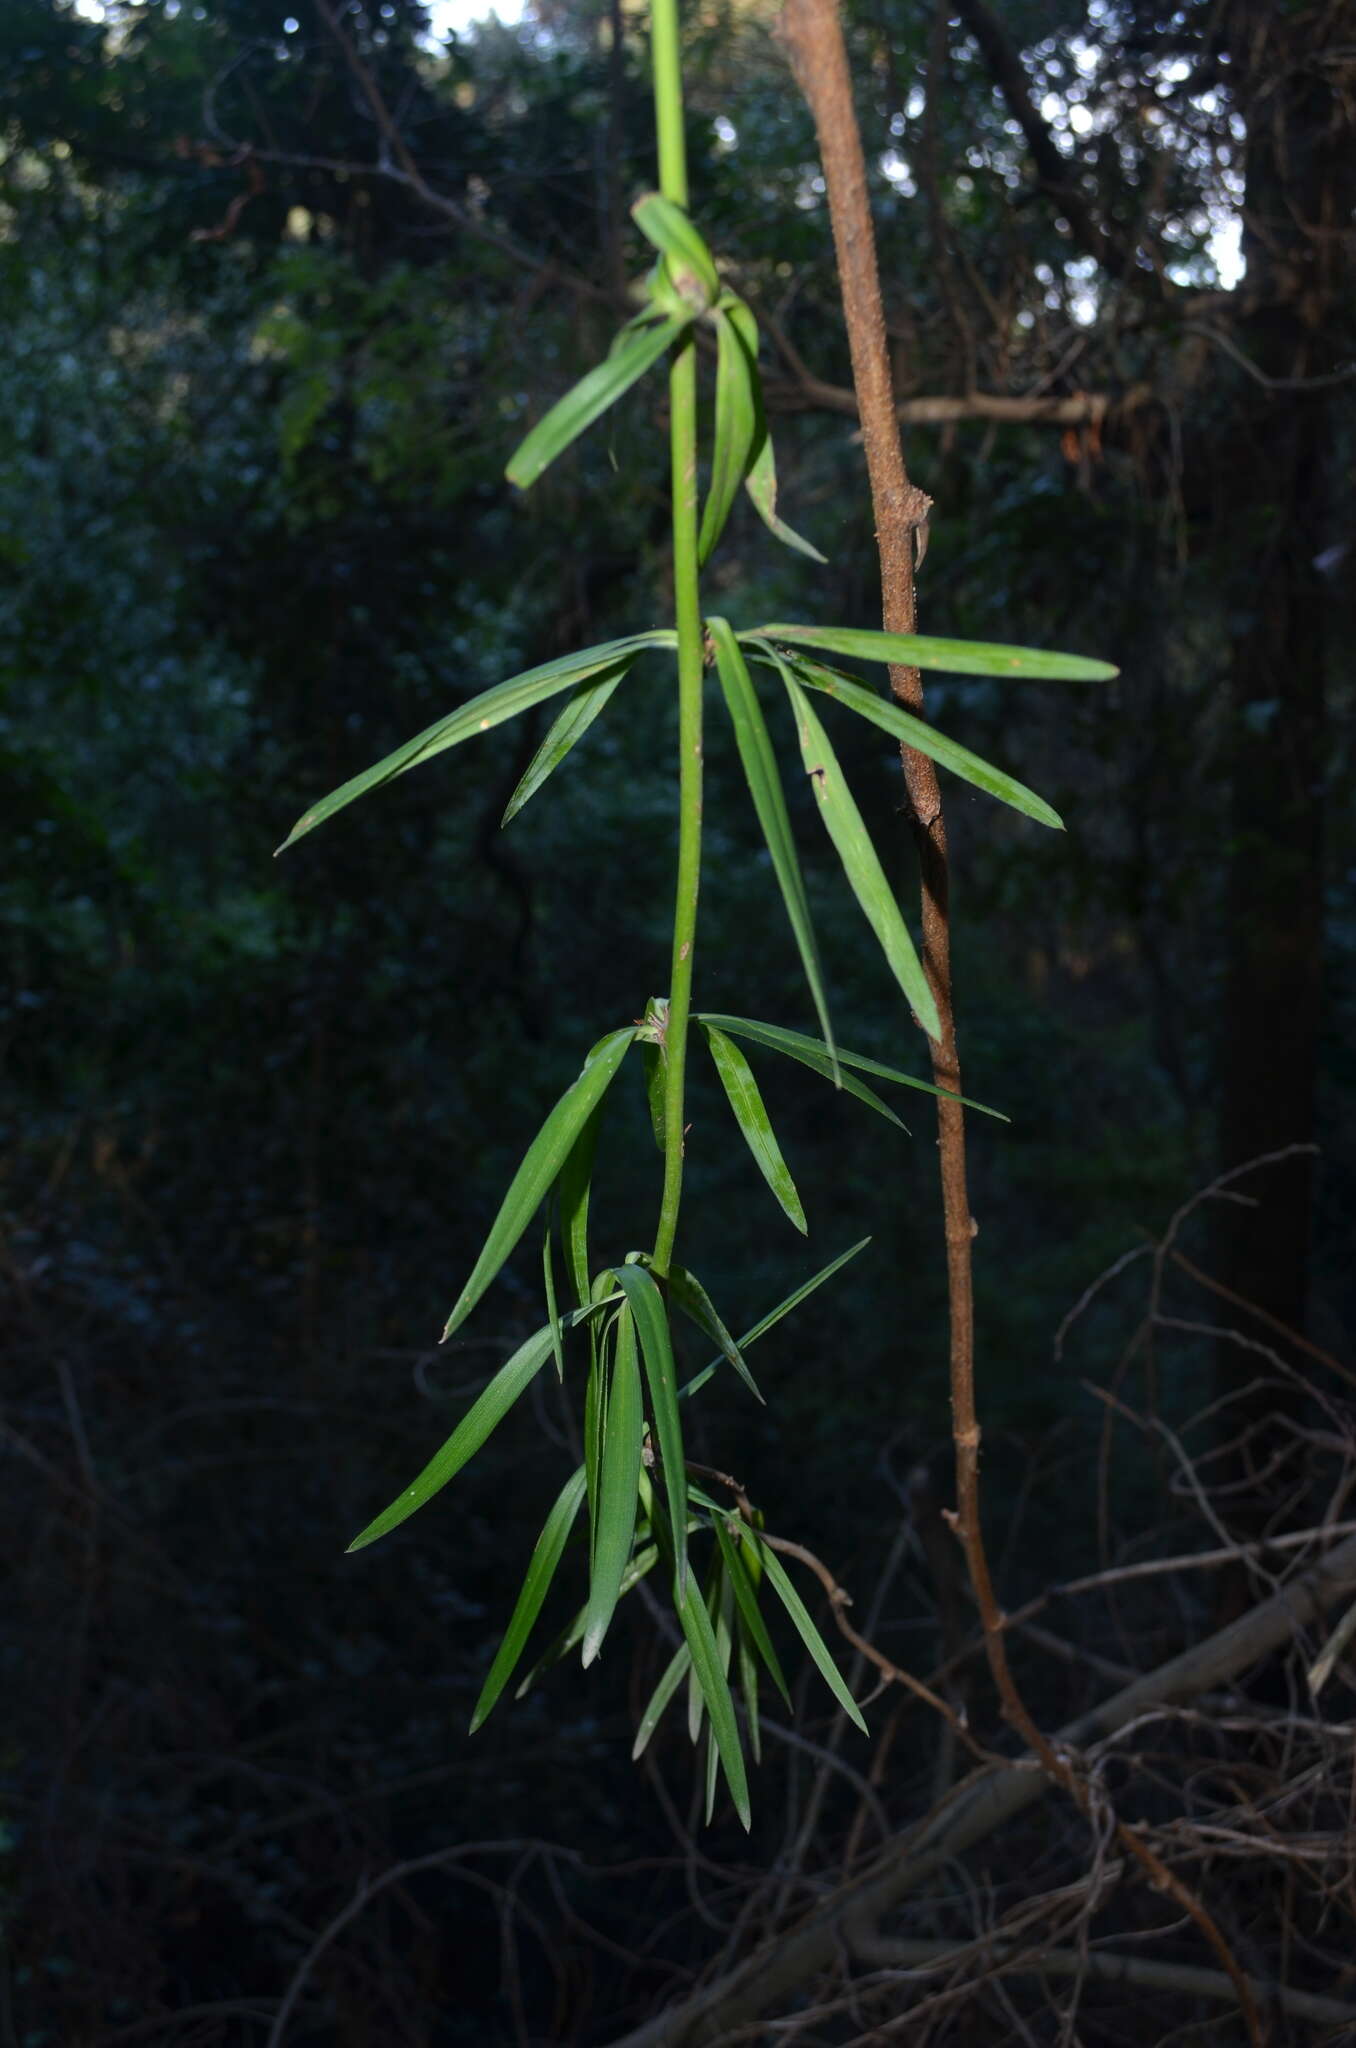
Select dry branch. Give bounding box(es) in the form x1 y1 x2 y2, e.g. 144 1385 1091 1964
604 1420 1356 2038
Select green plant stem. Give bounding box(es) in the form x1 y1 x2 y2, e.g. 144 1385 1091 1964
650 0 703 1279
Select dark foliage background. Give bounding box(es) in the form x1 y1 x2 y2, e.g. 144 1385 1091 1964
1 0 1352 2041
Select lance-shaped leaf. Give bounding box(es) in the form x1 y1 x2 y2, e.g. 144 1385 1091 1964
506 315 689 490
515 1543 659 1701
443 1028 635 1341
610 1264 687 1595
542 1217 564 1382
705 1571 737 1823
676 1570 751 1830
631 192 720 305
582 1306 644 1666
698 306 757 566
632 1639 692 1758
679 1236 871 1401
632 1254 763 1404
714 1515 791 1708
469 1466 587 1732
752 622 1117 683
558 1107 601 1312
750 1535 867 1732
278 635 674 851
697 1012 906 1129
640 1042 667 1152
347 1302 613 1553
776 651 1062 830
502 662 631 826
735 301 826 565
708 616 837 1078
698 1013 1006 1120
777 660 941 1042
737 1620 762 1766
702 1023 807 1234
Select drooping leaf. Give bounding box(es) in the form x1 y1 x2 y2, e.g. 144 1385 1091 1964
514 1543 658 1701
631 192 720 304
277 635 674 852
737 314 826 564
714 1515 791 1708
640 1042 667 1152
583 1287 615 1569
750 1536 867 1732
506 315 690 490
582 1306 645 1666
347 1303 612 1553
558 1107 601 1312
698 307 757 566
702 1022 808 1234
632 1640 692 1758
697 1013 1006 1120
707 617 836 1078
777 661 941 1042
752 622 1117 683
543 1215 565 1382
706 1571 737 1823
443 1028 635 1340
736 1619 762 1765
679 1237 871 1402
676 1571 751 1830
469 1467 587 1732
502 663 631 826
610 1264 687 1595
637 1255 762 1404
775 651 1062 830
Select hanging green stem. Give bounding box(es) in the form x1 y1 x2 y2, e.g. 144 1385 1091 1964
650 0 704 1279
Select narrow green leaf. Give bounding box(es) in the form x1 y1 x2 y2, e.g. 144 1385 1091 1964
635 1254 763 1404
753 622 1118 683
631 192 720 303
514 1542 658 1701
706 1572 736 1823
469 1467 587 1732
751 1536 868 1732
506 315 689 490
679 1236 870 1401
632 1640 692 1758
347 1301 616 1554
640 1042 667 1152
702 1023 807 1234
707 617 837 1080
696 1014 904 1128
743 431 827 562
780 652 1062 830
502 663 631 826
609 1264 688 1597
714 1515 791 1707
543 1216 564 1382
733 305 826 564
443 1028 635 1340
737 1621 762 1765
698 309 757 566
676 1573 751 1830
582 1306 644 1666
558 1107 600 1311
348 1325 551 1552
278 634 673 852
777 660 941 1042
698 1013 1006 1121
583 1310 610 1571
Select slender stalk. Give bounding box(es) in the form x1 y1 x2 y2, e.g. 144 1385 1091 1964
650 0 704 1278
